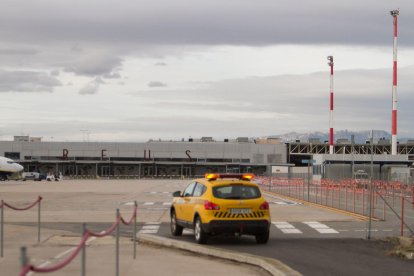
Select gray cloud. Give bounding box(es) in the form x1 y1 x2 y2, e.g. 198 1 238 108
63 53 122 76
131 65 414 136
148 81 167 88
0 48 39 56
0 0 412 97
0 69 61 92
0 1 413 47
3 65 413 141
78 77 104 95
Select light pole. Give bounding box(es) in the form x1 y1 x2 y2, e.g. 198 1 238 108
327 55 334 154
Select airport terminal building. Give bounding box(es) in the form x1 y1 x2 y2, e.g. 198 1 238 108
0 136 286 178
1 136 413 182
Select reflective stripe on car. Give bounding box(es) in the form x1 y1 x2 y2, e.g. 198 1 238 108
213 211 265 218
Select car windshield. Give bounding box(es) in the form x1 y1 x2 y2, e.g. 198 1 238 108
213 184 261 200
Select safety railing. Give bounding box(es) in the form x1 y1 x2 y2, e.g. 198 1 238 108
0 196 42 257
257 176 414 236
19 201 137 276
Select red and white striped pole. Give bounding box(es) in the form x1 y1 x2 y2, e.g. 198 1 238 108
390 10 399 155
327 56 334 154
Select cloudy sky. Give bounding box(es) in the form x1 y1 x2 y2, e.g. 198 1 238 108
0 0 413 142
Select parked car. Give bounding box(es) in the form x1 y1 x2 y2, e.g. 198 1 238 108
22 172 40 181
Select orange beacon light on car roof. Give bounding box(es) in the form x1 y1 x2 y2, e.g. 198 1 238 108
204 173 255 181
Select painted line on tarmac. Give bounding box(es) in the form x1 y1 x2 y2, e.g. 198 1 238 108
272 222 303 234
264 191 374 221
183 229 194 235
27 232 102 276
265 194 302 205
303 222 339 234
138 222 161 234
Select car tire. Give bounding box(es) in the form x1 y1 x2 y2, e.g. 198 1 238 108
194 216 207 244
170 210 183 236
255 231 269 244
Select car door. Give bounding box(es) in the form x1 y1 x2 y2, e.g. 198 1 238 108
178 182 196 224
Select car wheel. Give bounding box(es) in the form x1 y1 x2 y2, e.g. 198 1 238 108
194 216 207 244
255 231 269 244
170 210 183 236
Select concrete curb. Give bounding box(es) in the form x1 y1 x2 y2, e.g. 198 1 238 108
137 234 302 276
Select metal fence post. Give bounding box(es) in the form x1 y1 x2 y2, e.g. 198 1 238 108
81 223 86 276
116 209 120 276
133 201 137 260
20 246 28 268
269 173 272 192
38 198 41 243
1 202 3 258
400 196 405 236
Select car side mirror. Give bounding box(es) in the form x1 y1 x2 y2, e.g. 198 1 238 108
172 191 182 197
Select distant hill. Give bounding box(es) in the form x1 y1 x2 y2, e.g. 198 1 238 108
268 130 392 144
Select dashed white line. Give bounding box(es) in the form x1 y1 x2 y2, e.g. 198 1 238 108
138 222 161 234
303 222 339 234
27 231 104 276
183 229 194 235
55 247 76 259
272 222 302 234
273 202 289 205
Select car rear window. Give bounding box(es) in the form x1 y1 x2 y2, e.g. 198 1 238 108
212 184 261 200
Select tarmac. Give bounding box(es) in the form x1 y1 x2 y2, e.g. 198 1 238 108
0 180 303 276
1 224 298 276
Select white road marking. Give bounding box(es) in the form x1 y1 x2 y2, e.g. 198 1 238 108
143 202 155 205
183 229 194 235
139 229 159 234
163 202 172 206
303 222 339 234
138 222 161 235
272 222 303 234
27 231 104 276
142 225 160 230
273 202 289 205
55 247 76 259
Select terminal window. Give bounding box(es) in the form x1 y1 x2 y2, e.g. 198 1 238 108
4 152 20 160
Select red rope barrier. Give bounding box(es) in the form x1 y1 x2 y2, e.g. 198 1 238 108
88 217 121 237
120 206 137 225
1 196 42 211
19 204 138 276
20 232 91 275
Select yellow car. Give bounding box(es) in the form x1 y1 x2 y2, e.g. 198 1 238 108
170 173 271 244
